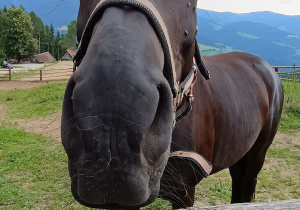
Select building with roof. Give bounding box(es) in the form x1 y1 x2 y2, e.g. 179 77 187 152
34 52 56 63
61 49 75 61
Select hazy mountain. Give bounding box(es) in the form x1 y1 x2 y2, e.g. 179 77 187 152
1 1 299 66
197 10 300 36
196 11 300 66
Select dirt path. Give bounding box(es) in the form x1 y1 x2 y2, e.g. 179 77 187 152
12 112 62 141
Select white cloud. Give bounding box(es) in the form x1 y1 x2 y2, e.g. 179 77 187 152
57 26 68 31
197 0 300 16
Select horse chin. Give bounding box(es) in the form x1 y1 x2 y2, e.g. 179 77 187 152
73 189 157 209
71 173 160 209
67 146 169 208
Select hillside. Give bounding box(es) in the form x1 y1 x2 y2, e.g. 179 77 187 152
197 10 300 36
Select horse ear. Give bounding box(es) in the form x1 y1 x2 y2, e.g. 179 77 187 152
195 40 210 80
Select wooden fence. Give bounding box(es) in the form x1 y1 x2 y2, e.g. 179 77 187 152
0 67 73 81
273 66 300 82
0 68 12 80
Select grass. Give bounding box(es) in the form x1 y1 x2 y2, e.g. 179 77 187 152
0 83 66 119
0 77 299 209
279 81 300 133
0 127 85 209
193 136 300 206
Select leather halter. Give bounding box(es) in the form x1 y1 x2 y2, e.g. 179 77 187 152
74 0 212 177
73 0 210 124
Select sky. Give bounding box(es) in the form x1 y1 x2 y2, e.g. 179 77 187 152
197 0 300 16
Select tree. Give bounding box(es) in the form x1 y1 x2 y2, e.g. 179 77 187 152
44 24 50 52
60 20 77 51
0 9 7 60
28 11 46 54
54 31 63 60
4 7 37 60
49 24 55 55
19 5 26 12
3 6 7 13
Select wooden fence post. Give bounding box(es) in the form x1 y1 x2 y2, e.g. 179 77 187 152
40 70 42 81
275 67 278 72
8 68 11 81
293 63 296 82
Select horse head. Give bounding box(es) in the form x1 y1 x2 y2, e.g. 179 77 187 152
61 0 200 208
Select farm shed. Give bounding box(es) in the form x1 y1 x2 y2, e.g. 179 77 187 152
34 52 56 63
61 49 75 61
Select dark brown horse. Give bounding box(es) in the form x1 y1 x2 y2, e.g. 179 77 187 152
61 0 283 209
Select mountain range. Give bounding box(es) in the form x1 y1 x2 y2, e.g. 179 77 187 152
196 10 300 67
1 0 300 67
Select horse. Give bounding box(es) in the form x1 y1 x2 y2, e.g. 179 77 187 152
61 0 283 209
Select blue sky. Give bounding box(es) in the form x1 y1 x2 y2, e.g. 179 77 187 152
197 0 300 16
1 0 300 16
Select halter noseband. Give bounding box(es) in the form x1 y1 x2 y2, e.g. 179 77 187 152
73 0 210 125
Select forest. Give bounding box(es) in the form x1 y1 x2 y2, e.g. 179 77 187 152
0 5 76 63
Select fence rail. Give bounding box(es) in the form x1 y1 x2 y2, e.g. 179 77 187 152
0 67 73 81
185 199 300 209
273 65 300 82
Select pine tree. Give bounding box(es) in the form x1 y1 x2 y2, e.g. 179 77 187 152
60 20 77 51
